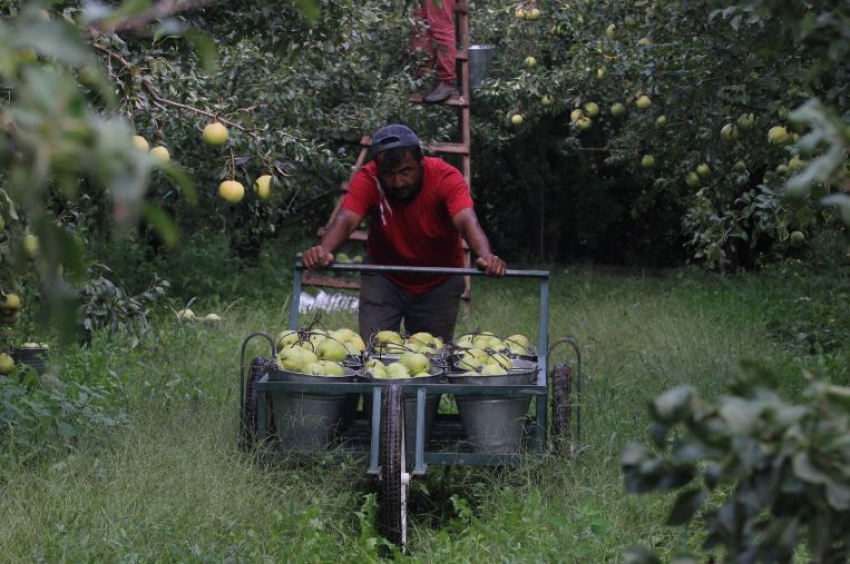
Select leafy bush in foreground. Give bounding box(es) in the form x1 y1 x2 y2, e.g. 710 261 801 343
622 361 850 563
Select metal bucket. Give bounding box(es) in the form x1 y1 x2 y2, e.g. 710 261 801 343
448 360 538 454
12 346 49 375
269 367 355 449
362 370 445 455
468 44 496 89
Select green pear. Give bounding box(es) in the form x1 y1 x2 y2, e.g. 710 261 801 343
343 335 366 355
480 364 508 376
407 332 436 347
331 328 359 342
277 345 317 373
316 338 348 362
379 342 407 355
307 360 345 377
371 365 389 379
455 334 475 348
276 329 301 349
488 353 512 370
399 351 431 375
365 358 385 370
374 330 403 346
308 330 328 348
457 349 487 370
385 362 410 379
507 334 530 349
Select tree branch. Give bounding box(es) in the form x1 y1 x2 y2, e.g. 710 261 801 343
93 44 254 134
86 0 215 36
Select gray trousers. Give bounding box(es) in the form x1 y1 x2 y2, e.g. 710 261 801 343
358 272 464 343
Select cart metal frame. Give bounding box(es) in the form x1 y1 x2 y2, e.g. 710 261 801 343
239 261 582 551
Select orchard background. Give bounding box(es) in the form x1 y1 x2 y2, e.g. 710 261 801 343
1 0 850 560
2 0 848 310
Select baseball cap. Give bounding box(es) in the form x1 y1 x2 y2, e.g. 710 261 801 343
370 124 420 155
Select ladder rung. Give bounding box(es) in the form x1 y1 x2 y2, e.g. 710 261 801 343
426 142 470 155
408 93 469 107
302 273 361 291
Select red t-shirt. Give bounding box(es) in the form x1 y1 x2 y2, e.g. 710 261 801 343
341 157 473 295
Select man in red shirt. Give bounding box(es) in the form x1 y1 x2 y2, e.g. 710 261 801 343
302 124 505 341
412 0 461 103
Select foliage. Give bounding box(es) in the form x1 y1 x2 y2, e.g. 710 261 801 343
77 264 170 347
621 362 850 563
0 260 846 559
467 0 849 268
0 370 126 467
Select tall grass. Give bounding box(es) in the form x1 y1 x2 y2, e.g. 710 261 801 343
0 263 841 562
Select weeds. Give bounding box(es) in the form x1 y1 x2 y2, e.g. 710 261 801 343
0 251 847 560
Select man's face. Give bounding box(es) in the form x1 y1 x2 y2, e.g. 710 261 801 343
375 151 423 203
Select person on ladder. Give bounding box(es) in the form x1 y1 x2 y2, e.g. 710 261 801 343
413 0 465 103
301 124 506 342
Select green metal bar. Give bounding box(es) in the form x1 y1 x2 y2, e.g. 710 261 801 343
255 380 547 397
294 259 550 279
538 278 550 382
257 384 268 443
413 388 427 475
282 258 558 464
289 268 303 330
367 387 382 475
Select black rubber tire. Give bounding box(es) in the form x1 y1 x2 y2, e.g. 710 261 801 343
378 384 407 551
240 357 270 451
550 363 573 444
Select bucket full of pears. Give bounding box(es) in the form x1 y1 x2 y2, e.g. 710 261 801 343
360 329 448 455
447 331 538 454
270 326 366 449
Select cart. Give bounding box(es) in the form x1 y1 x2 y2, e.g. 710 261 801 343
238 261 581 552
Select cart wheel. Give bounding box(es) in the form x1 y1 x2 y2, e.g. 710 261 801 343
240 356 271 451
550 362 573 451
378 384 408 552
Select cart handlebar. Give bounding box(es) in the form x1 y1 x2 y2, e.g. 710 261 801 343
294 259 550 280
290 258 551 382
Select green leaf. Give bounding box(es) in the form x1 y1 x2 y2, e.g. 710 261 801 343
792 451 827 485
822 194 850 225
164 163 197 205
718 397 765 435
16 21 92 67
185 29 219 75
96 0 153 24
293 0 321 22
622 545 662 564
666 488 704 526
825 477 850 511
142 203 179 248
620 443 651 466
651 385 696 423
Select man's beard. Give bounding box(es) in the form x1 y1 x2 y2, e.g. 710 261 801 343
384 181 422 203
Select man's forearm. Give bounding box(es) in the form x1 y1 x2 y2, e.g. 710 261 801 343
319 211 359 253
455 210 492 258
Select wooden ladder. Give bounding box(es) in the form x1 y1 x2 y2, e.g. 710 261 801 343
304 5 473 300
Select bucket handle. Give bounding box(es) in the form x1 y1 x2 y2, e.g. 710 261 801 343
239 332 276 410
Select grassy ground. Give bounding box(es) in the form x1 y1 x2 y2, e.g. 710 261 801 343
0 261 843 562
